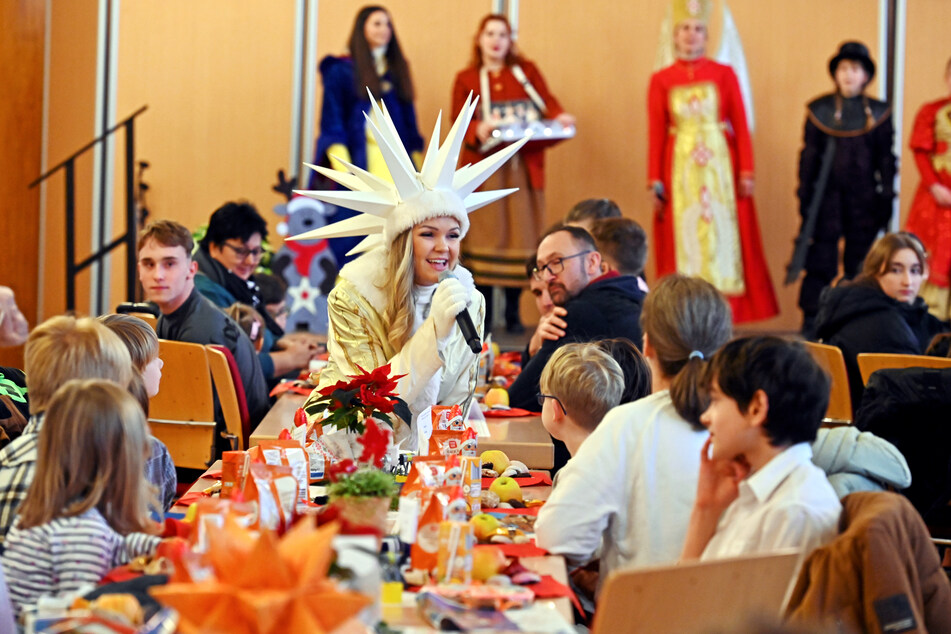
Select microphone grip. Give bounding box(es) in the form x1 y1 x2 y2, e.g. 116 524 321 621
438 271 482 354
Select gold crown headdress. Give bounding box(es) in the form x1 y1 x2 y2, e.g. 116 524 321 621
289 91 528 255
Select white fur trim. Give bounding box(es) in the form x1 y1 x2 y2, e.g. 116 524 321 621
384 189 470 244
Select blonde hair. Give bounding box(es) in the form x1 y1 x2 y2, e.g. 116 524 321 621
641 275 732 429
24 316 133 414
540 343 624 431
17 379 158 534
381 230 415 350
97 314 158 373
224 303 265 349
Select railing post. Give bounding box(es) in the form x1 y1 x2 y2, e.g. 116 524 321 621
125 117 137 302
64 160 76 312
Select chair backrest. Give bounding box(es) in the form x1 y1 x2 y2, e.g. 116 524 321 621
148 339 216 469
592 550 802 634
127 312 157 331
803 341 852 424
206 344 250 450
857 353 951 385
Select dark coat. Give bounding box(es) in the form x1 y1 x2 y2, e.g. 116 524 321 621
815 282 946 408
508 274 646 411
798 94 896 237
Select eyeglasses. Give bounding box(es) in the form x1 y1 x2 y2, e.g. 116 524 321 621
532 250 592 280
223 242 265 260
537 393 567 415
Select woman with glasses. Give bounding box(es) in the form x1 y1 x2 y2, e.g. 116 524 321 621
194 201 318 382
536 274 732 589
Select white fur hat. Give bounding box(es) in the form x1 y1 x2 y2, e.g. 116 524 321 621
288 91 528 255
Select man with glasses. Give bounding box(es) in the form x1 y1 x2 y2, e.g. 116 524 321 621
507 226 646 472
194 201 317 383
137 220 270 429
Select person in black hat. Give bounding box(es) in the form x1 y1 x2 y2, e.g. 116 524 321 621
795 41 897 339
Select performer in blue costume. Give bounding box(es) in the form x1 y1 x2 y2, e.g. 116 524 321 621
313 6 423 265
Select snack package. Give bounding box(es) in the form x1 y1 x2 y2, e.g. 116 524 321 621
257 439 310 507
432 405 465 431
189 498 256 557
242 462 298 532
429 430 465 458
221 451 250 500
436 490 474 584
460 455 482 516
410 485 457 572
401 455 450 498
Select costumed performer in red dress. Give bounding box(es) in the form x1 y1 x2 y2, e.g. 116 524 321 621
452 14 575 334
648 0 778 323
905 56 951 321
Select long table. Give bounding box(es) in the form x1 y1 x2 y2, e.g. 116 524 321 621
251 393 554 469
172 461 572 625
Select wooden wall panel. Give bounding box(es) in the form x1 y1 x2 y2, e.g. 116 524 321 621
41 0 100 319
116 1 298 272
0 0 45 366
900 1 951 226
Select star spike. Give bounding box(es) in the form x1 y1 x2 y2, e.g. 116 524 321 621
345 234 384 256
293 189 396 218
418 112 443 189
453 135 530 199
285 211 384 242
463 188 520 213
431 92 478 190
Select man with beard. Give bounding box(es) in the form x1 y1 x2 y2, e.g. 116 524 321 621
507 226 646 473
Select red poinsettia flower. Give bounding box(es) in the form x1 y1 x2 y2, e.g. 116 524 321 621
327 459 358 483
357 419 392 469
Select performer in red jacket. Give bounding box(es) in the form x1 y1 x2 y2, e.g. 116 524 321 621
452 14 575 334
905 57 951 321
648 0 777 324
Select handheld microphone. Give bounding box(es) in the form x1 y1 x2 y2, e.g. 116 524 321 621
437 271 482 354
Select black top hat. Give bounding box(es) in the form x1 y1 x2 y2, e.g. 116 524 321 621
828 41 876 81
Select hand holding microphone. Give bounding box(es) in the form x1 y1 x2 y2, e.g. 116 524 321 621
433 272 481 353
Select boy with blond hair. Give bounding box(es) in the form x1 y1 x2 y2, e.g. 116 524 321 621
537 343 624 457
0 316 133 542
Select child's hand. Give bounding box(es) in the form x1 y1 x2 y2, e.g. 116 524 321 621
694 437 749 513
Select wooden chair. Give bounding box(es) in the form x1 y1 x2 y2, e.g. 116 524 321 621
592 550 802 634
126 312 157 331
857 353 951 385
206 344 249 451
148 340 216 469
803 341 852 424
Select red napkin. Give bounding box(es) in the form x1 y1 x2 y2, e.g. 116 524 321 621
488 506 541 517
483 408 538 418
481 471 552 489
530 574 584 615
495 541 548 558
175 491 209 507
204 469 222 479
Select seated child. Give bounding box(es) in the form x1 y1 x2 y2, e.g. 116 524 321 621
595 338 652 404
681 336 842 561
98 314 177 511
225 303 267 353
538 343 624 457
1 380 162 616
0 316 132 543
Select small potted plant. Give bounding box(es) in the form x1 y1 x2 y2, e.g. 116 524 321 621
326 462 398 533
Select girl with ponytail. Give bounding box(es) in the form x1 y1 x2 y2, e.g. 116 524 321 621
536 274 732 592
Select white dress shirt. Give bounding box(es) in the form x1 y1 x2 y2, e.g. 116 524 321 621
701 442 842 561
535 391 708 589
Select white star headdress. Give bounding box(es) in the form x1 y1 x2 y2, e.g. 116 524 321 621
288 90 529 256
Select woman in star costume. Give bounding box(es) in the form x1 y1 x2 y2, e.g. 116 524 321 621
312 5 423 264
452 14 575 334
905 57 951 321
648 0 778 324
292 95 528 449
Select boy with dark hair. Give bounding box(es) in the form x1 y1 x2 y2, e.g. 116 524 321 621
589 217 648 278
681 336 841 561
563 198 621 232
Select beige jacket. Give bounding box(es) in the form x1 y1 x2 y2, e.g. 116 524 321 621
305 247 484 449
